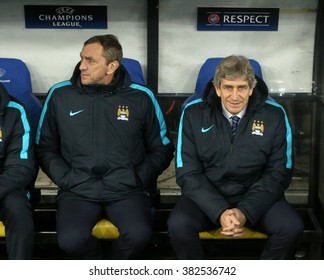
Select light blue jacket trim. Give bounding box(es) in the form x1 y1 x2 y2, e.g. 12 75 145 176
265 99 293 169
7 101 30 159
176 98 203 168
130 84 171 145
36 81 72 144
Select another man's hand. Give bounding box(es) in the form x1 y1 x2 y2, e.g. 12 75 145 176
220 208 246 237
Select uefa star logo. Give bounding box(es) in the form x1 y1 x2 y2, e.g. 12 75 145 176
208 13 220 24
55 7 75 15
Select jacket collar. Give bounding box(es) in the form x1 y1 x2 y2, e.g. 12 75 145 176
70 62 132 95
0 82 11 115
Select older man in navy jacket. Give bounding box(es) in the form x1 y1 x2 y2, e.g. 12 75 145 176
168 55 304 259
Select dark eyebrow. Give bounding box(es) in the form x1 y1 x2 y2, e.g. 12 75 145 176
80 53 96 62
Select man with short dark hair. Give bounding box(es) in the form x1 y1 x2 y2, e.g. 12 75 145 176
36 34 174 259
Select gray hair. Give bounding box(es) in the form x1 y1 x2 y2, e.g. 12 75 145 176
213 55 257 89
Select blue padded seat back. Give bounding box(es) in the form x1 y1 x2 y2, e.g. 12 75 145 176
121 57 145 85
0 58 42 131
183 57 263 109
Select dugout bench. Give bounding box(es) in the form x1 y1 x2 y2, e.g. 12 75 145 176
1 186 321 260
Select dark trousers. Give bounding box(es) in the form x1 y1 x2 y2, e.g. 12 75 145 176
56 192 152 259
0 190 34 259
167 196 304 260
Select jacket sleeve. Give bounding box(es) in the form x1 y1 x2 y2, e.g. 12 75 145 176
237 107 293 225
134 93 174 190
0 103 37 200
176 107 230 224
35 89 71 190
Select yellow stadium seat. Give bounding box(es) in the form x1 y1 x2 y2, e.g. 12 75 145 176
199 227 267 239
92 219 119 239
0 221 5 237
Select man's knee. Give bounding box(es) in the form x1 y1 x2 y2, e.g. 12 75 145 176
168 211 194 236
122 225 152 247
57 229 90 255
287 215 304 239
2 207 33 234
273 214 304 241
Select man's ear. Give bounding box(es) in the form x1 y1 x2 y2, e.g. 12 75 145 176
107 60 120 75
214 85 221 97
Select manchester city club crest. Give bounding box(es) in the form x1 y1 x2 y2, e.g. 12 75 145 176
117 105 129 121
251 120 264 136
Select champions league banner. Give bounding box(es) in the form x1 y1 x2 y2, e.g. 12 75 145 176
197 7 279 31
24 5 107 29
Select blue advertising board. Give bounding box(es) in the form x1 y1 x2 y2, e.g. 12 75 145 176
197 7 279 31
24 5 107 29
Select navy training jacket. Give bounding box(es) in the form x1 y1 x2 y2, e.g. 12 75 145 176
36 64 174 201
0 83 36 200
176 77 293 226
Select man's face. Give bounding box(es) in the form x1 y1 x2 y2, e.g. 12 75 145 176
215 78 253 115
79 42 114 85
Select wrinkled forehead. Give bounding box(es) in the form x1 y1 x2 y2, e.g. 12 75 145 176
221 72 249 82
219 78 250 86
